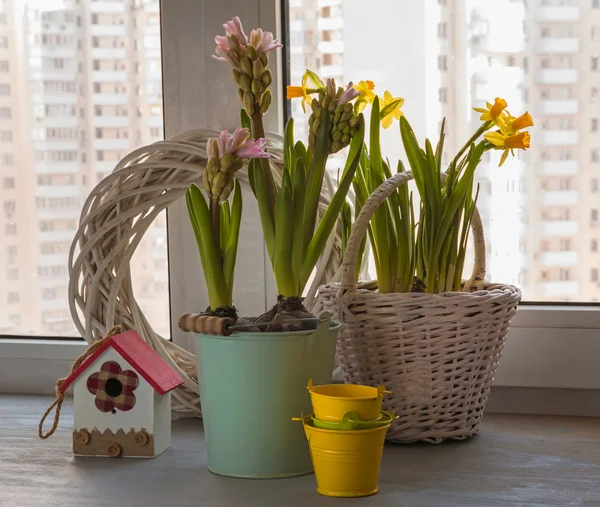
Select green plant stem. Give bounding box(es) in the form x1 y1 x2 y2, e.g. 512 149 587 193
447 121 492 172
251 112 277 214
210 197 221 253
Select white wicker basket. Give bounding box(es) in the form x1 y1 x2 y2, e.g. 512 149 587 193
319 171 522 443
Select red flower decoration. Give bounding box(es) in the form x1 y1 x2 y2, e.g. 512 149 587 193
86 361 139 413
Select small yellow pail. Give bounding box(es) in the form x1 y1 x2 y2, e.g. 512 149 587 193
299 415 390 497
307 379 390 422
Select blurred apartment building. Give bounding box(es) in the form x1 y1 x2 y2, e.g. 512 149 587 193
0 0 169 336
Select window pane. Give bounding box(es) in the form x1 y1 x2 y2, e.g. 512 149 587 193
287 0 600 302
0 0 167 336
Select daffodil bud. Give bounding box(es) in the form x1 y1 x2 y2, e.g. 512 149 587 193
220 153 235 173
252 60 264 79
240 56 252 76
243 91 255 115
261 69 272 88
251 78 264 96
228 49 241 66
239 73 252 92
259 52 268 67
245 44 257 61
260 89 272 114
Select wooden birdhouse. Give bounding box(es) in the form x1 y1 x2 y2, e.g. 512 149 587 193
58 330 184 458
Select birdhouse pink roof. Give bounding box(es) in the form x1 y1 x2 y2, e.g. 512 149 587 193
59 330 184 396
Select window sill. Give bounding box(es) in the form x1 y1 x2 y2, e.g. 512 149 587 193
4 395 599 506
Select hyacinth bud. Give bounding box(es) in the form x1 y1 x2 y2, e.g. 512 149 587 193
259 52 268 67
251 79 264 96
228 49 241 66
252 59 264 79
332 131 343 142
206 156 220 174
348 116 359 127
232 69 241 83
239 73 252 92
211 171 229 199
245 44 257 61
261 69 272 88
330 141 343 153
260 89 272 114
220 153 235 173
240 57 252 76
237 88 244 102
218 178 235 203
243 91 255 115
202 167 212 194
229 34 242 52
226 158 245 175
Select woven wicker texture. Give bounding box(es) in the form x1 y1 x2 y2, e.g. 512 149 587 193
321 171 522 443
67 129 343 418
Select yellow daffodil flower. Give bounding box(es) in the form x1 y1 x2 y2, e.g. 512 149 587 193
286 70 324 112
379 91 404 129
505 111 534 135
485 130 531 167
473 97 508 128
353 80 376 113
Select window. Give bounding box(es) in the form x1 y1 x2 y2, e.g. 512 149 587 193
2 177 14 189
592 209 599 222
7 292 19 304
6 269 18 281
438 87 448 103
592 179 598 192
559 269 571 281
4 223 16 235
595 0 600 8
592 149 599 163
593 239 599 252
593 57 599 71
592 269 599 282
0 107 10 119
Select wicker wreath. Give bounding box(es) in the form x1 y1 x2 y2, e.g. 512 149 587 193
68 129 344 418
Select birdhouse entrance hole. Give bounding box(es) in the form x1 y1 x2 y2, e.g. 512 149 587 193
105 378 123 398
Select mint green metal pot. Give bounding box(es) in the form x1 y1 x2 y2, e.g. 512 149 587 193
195 315 340 478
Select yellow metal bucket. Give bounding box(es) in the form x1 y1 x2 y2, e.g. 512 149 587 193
300 415 390 497
307 379 390 422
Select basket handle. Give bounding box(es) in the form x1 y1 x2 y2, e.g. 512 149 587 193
339 171 486 292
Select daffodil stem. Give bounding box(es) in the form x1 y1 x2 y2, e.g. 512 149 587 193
251 112 277 215
447 121 492 173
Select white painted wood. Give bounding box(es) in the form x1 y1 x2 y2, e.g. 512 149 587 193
153 391 172 457
73 348 154 434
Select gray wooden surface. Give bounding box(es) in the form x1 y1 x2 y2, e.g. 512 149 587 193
1 395 599 507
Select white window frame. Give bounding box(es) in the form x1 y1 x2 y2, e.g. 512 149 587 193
1 1 599 412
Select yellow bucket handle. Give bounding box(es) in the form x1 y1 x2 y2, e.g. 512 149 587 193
377 385 392 395
307 378 314 390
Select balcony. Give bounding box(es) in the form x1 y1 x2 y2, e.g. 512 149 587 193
540 130 579 146
537 7 580 22
35 117 78 128
92 71 128 82
92 93 129 105
37 208 80 221
538 160 578 176
33 141 78 151
317 16 344 31
93 116 130 127
37 94 77 105
539 251 579 267
38 253 69 266
537 100 578 115
91 25 126 37
35 162 80 174
95 138 130 150
39 230 76 242
538 38 579 54
36 185 80 197
537 281 579 298
90 1 126 12
537 69 578 85
318 41 343 54
540 220 578 236
539 190 579 206
320 64 343 78
91 48 127 59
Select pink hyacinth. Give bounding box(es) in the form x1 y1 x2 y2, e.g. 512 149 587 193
208 127 270 160
213 17 282 64
338 81 360 105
